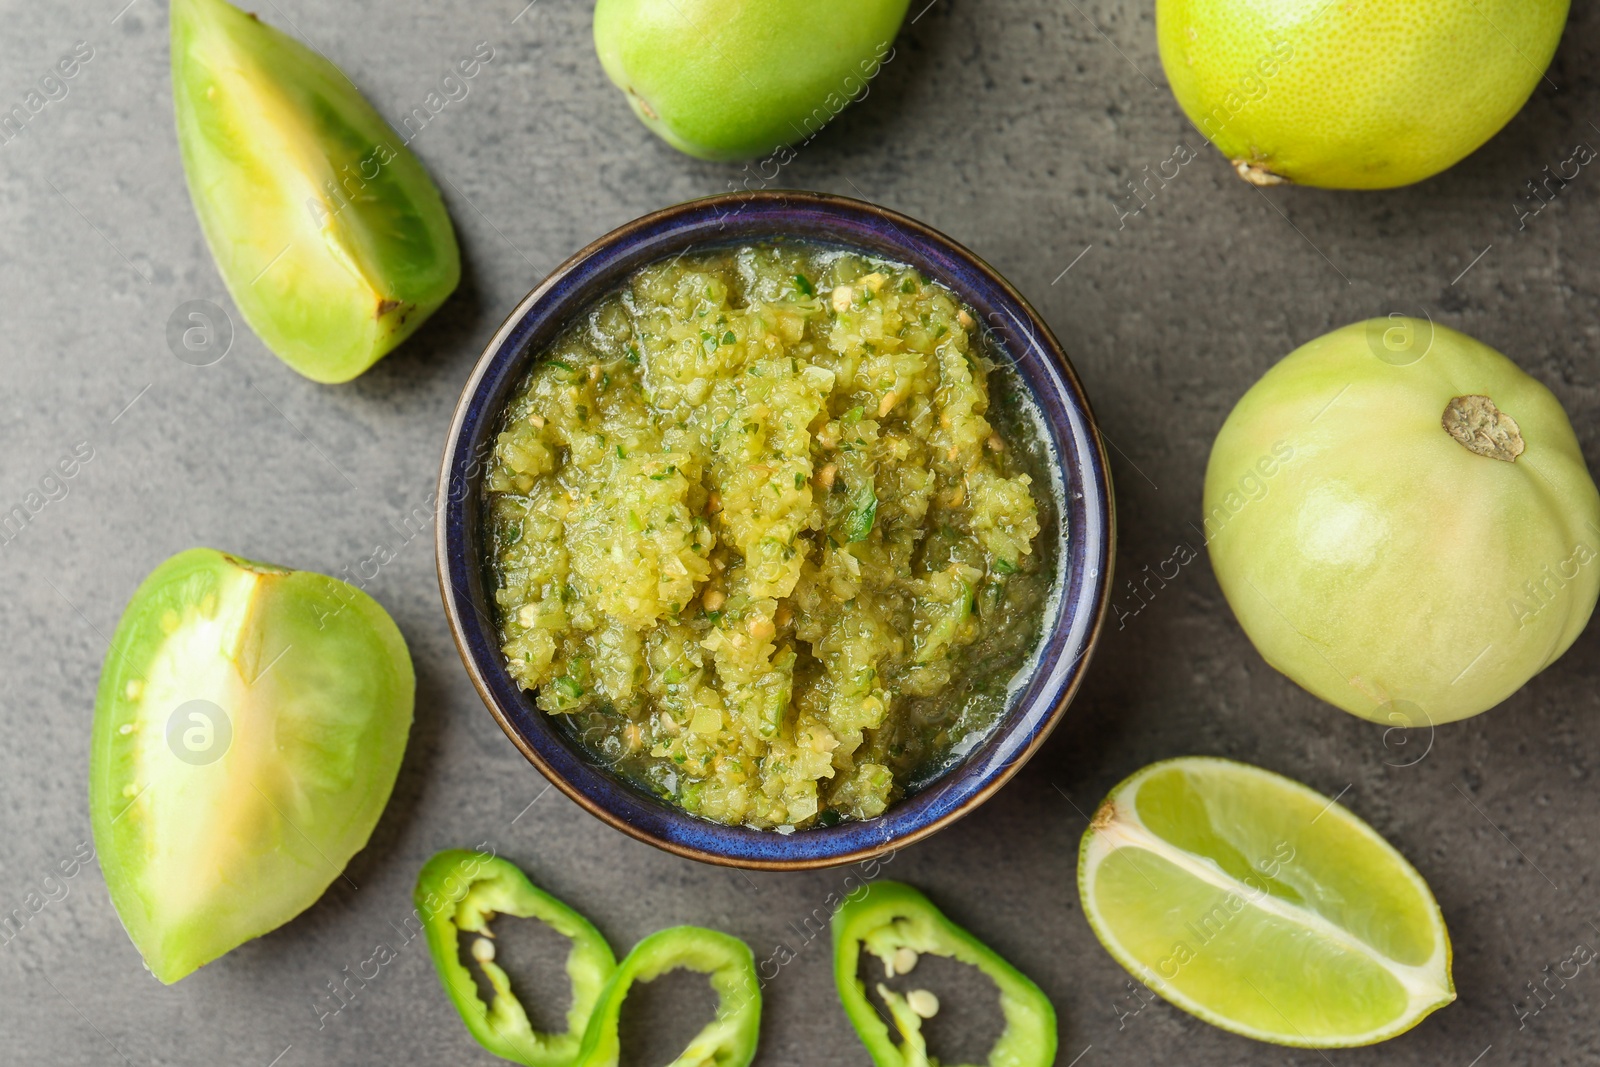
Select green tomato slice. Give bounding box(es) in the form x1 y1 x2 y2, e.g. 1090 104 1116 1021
577 926 763 1067
171 0 460 383
90 548 413 983
416 850 617 1067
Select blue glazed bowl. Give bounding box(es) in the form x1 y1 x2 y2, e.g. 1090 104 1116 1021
437 190 1113 869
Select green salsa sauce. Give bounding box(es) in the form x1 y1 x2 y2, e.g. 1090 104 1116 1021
485 241 1059 830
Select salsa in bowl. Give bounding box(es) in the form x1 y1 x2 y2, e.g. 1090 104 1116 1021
438 191 1112 868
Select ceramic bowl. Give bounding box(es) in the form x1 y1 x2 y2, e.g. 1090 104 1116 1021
437 190 1113 869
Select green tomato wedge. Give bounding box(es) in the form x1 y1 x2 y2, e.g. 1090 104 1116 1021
171 0 460 383
1079 757 1453 1048
593 0 909 161
90 548 413 983
1205 319 1600 725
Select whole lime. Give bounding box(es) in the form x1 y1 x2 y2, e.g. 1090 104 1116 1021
593 0 908 162
1157 0 1570 189
1204 319 1600 726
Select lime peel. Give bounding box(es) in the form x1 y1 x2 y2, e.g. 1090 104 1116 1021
1080 757 1454 1048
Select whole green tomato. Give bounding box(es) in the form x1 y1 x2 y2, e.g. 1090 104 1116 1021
1205 319 1600 726
593 0 908 161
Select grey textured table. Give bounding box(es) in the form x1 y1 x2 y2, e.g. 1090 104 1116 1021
4 1 1599 1064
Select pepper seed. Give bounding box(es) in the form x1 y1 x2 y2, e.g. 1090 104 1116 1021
906 989 940 1018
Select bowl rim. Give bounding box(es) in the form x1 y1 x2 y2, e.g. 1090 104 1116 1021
436 189 1114 870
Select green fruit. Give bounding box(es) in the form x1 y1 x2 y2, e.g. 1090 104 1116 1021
90 548 413 983
1157 0 1570 188
1080 757 1453 1047
593 0 908 161
171 0 460 383
1205 319 1600 726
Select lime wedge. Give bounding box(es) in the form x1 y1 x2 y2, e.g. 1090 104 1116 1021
1079 757 1453 1047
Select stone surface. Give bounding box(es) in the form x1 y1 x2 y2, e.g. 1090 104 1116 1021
2 1 1599 1064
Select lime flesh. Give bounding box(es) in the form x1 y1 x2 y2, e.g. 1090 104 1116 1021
1079 757 1453 1047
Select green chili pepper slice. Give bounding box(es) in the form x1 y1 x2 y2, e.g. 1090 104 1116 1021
576 925 762 1067
832 881 1057 1067
416 850 617 1067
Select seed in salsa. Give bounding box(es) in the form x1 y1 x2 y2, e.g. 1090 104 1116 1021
486 242 1056 829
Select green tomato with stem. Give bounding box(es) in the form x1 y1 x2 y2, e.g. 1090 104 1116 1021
593 0 909 161
1205 319 1600 726
90 548 413 982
